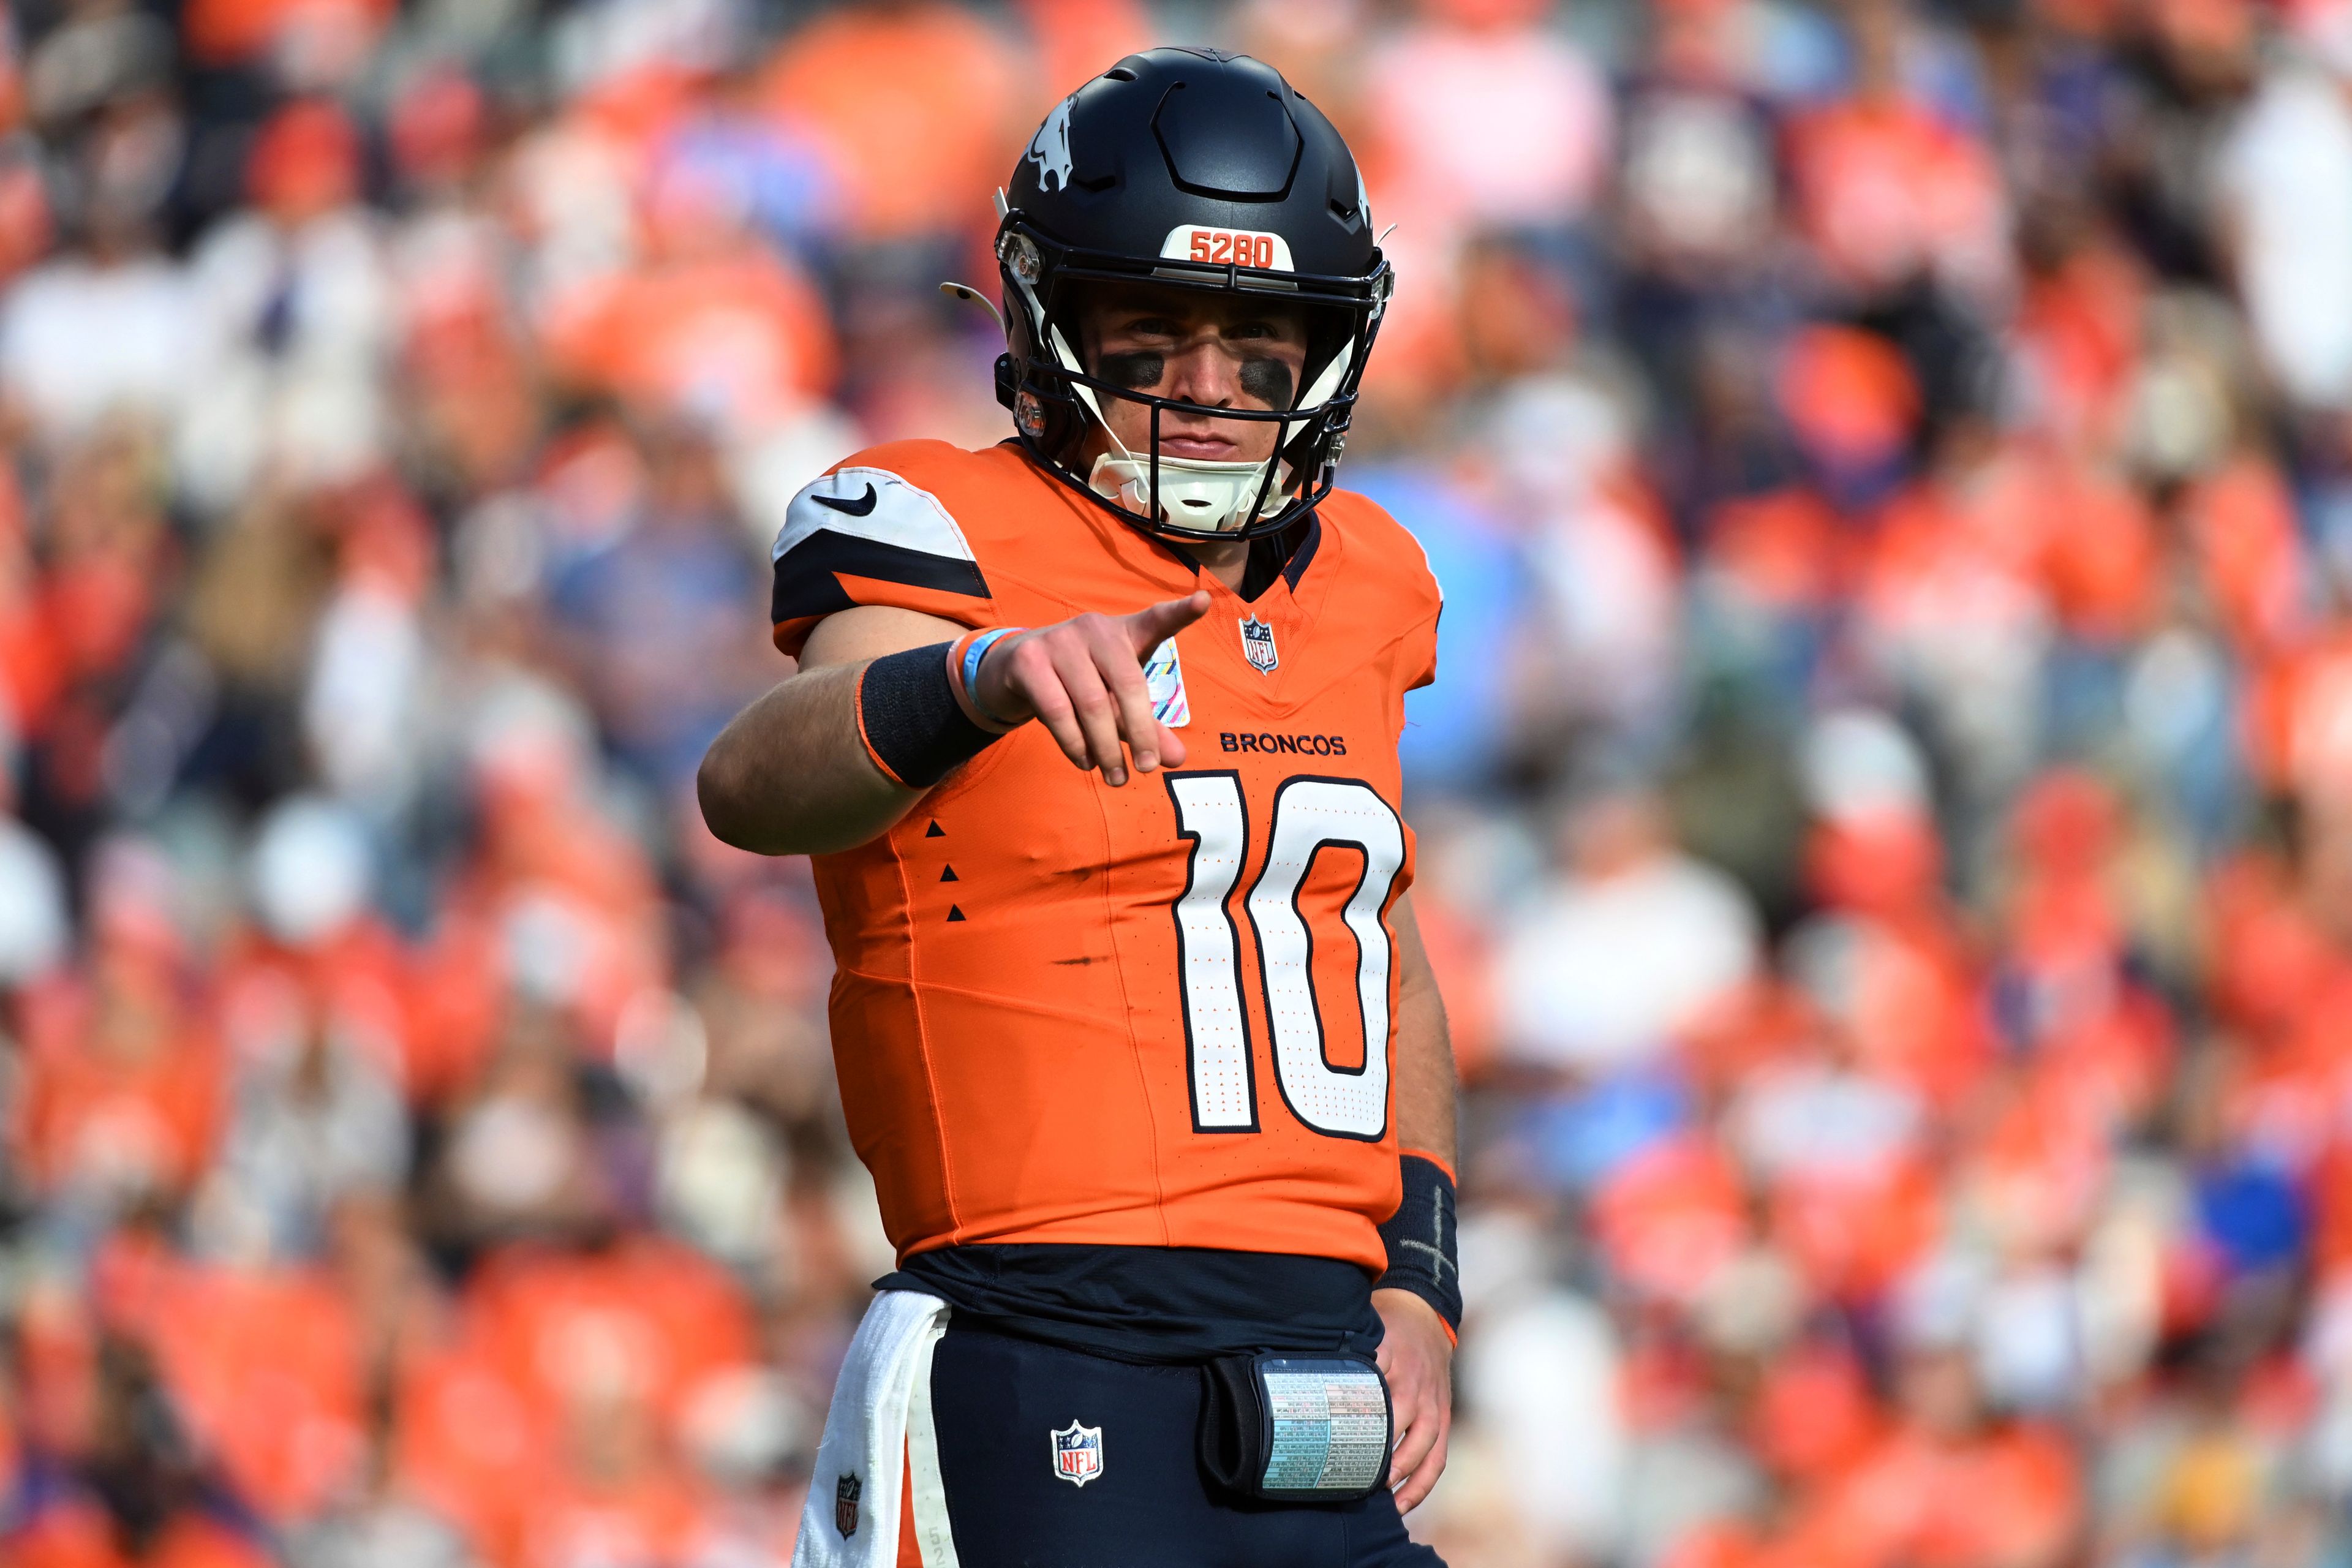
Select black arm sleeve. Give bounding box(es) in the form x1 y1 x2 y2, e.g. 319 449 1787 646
1375 1154 1462 1333
856 643 1003 789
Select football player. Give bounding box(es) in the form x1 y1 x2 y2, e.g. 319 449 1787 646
700 47 1457 1567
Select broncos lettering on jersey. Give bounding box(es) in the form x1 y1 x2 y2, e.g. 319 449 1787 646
771 440 1442 1276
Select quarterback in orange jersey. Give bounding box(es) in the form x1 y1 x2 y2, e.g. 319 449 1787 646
701 48 1456 1567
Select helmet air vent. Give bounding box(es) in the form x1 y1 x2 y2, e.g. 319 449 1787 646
1152 77 1300 200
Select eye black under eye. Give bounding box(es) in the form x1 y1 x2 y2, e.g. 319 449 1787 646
1099 351 1165 390
1240 359 1294 407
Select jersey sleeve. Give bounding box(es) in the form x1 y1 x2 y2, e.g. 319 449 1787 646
769 458 997 658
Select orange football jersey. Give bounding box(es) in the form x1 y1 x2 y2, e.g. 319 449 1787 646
770 440 1441 1275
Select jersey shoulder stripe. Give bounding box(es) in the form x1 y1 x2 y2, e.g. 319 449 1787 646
771 459 993 652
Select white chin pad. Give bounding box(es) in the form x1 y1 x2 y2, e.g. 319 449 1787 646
1087 452 1291 533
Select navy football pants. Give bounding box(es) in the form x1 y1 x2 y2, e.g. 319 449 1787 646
924 1322 1445 1567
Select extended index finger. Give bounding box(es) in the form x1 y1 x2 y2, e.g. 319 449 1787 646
1121 590 1212 659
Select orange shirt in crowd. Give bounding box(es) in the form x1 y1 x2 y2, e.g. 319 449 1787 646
2203 851 2340 1039
1408 887 1498 1080
516 1463 711 1568
1779 326 1920 470
386 1237 760 1565
215 922 417 1091
1806 810 1944 925
2186 453 2306 660
1011 0 1155 112
146 1264 366 1521
461 1235 760 1427
2244 627 2352 802
763 2 1022 241
398 922 508 1106
1796 907 1989 1107
0 462 65 739
1864 434 2157 639
1751 1344 1884 1484
2026 458 2161 643
543 250 839 432
1679 1417 2079 1568
1964 1076 2113 1251
1590 1136 1749 1300
1679 980 1824 1101
7 1505 273 1568
1784 97 2005 296
1703 488 1847 616
11 975 224 1200
1824 1422 2082 1568
2009 241 2145 450
429 758 670 1060
394 1338 552 1567
181 0 393 69
1771 1155 1942 1303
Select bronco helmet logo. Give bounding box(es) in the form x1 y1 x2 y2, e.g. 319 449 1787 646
1026 96 1076 192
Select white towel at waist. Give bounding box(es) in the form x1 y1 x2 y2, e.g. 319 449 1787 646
792 1289 956 1568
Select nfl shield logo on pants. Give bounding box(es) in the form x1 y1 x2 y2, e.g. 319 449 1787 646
834 1471 861 1536
1050 1419 1104 1487
1239 614 1279 674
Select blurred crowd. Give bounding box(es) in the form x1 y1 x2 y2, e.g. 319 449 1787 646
9 0 2352 1564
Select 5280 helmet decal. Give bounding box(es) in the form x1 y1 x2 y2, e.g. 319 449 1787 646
990 47 1392 545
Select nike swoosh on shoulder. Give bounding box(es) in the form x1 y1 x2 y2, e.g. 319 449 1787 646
811 483 880 516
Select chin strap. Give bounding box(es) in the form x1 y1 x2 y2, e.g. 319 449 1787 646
1084 450 1288 533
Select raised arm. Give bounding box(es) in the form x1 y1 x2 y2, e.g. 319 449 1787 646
698 606 956 856
697 594 1212 857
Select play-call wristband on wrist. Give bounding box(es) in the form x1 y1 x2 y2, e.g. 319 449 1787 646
947 626 1025 731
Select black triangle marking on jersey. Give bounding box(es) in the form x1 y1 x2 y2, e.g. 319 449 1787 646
947 905 967 922
925 821 944 837
940 865 959 882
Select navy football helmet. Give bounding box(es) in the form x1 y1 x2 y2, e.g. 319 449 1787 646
992 48 1392 543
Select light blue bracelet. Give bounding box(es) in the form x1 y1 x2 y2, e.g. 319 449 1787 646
962 627 1023 726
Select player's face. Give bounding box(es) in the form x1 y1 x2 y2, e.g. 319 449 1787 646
1073 284 1312 467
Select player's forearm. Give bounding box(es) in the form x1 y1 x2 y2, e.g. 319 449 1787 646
1391 898 1459 1167
697 663 921 856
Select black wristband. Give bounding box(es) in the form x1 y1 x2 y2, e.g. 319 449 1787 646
1376 1155 1462 1334
856 643 1003 789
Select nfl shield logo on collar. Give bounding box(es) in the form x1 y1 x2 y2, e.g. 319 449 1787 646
1050 1419 1104 1487
1239 614 1279 675
835 1471 861 1536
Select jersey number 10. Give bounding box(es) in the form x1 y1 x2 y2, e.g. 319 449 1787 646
1166 774 1406 1142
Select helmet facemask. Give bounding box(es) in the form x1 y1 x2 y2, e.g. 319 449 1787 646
995 214 1388 544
